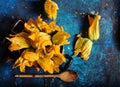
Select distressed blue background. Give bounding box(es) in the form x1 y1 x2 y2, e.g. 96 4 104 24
0 0 120 87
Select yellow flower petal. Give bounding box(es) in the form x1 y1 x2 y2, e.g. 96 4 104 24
52 31 70 46
6 36 30 51
21 50 39 62
24 18 39 33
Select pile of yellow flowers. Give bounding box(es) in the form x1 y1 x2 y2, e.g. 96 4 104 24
7 16 70 73
6 0 70 74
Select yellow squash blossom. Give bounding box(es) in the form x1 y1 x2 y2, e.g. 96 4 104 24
44 0 59 20
88 15 101 40
74 34 93 60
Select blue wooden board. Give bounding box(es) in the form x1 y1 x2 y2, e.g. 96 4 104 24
0 0 120 87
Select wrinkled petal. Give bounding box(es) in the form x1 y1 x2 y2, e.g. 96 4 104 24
36 16 49 32
52 30 70 46
81 39 93 60
24 18 39 33
6 36 30 51
36 16 61 33
37 58 54 74
74 34 83 55
21 50 39 62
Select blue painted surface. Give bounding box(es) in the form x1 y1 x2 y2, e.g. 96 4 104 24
0 0 120 87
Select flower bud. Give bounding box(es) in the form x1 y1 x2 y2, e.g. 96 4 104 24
88 15 101 40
